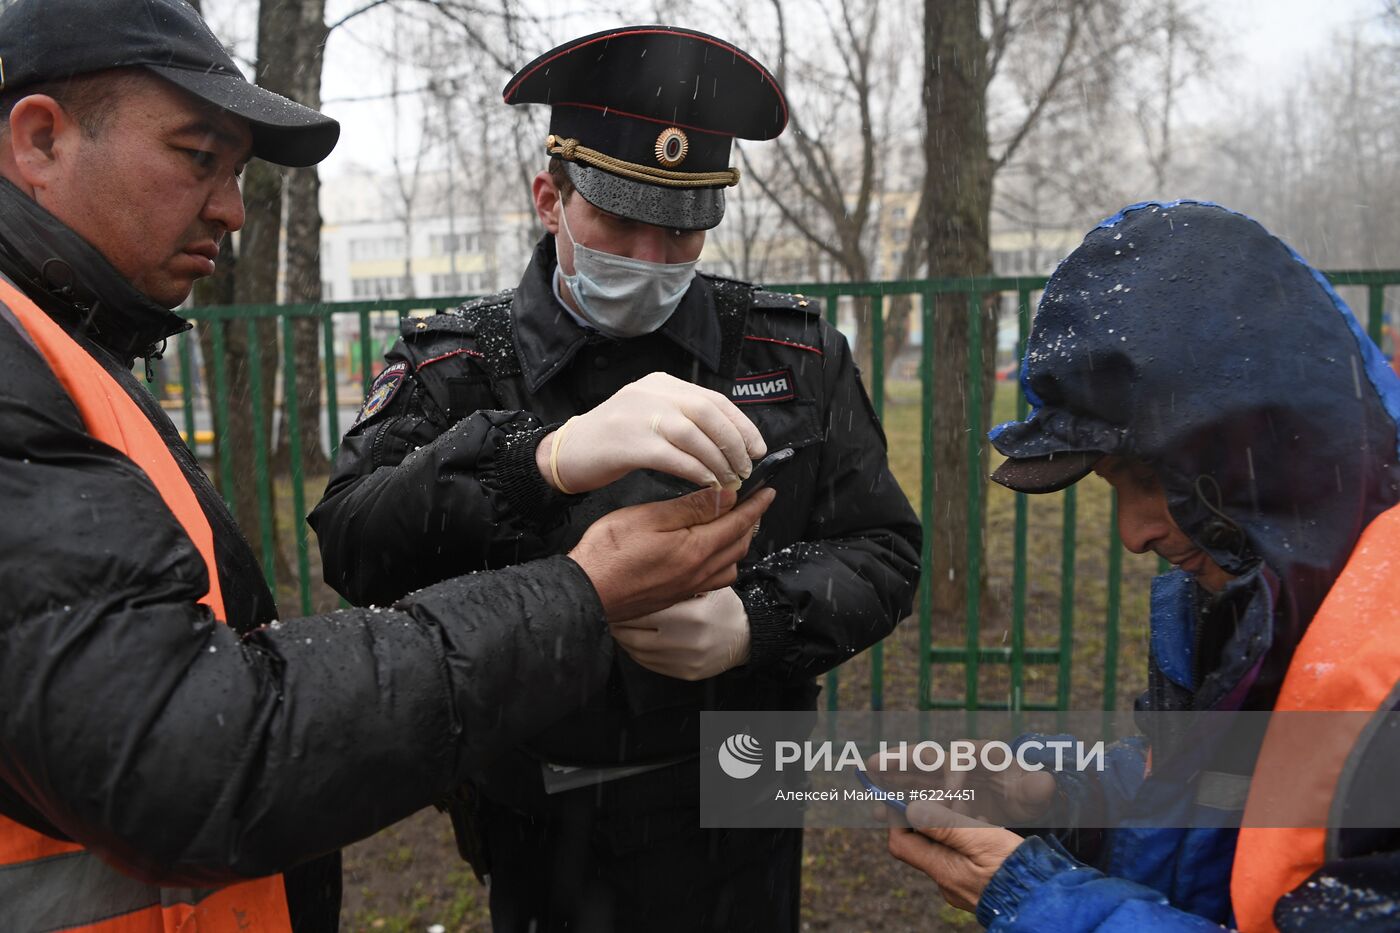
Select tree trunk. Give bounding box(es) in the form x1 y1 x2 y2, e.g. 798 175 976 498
227 0 298 580
924 0 994 624
229 160 284 573
276 0 331 476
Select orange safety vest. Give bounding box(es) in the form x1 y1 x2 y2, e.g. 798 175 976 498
0 277 292 932
1231 502 1400 933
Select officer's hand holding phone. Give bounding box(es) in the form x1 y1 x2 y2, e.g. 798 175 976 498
537 372 766 494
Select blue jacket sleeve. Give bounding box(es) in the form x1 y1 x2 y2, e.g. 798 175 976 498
1014 734 1148 862
977 837 1225 932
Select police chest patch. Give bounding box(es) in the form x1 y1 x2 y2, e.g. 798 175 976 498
730 368 796 405
354 362 408 426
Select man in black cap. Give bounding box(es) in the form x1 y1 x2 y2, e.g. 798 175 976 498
310 25 922 933
0 3 772 931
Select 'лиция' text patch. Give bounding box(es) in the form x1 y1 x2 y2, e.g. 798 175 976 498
731 369 796 405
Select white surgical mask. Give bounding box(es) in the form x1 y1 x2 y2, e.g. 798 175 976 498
556 205 698 339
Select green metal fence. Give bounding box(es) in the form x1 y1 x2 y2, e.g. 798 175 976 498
170 271 1399 713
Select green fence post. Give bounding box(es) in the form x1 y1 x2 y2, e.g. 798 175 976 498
282 315 313 615
323 314 342 460
1104 491 1122 712
245 317 277 590
1012 288 1031 711
1057 484 1077 710
208 322 234 507
919 291 935 710
870 293 885 711
1369 285 1385 346
965 292 983 711
179 330 198 451
358 308 374 396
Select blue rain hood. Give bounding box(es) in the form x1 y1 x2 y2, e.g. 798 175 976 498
992 200 1400 706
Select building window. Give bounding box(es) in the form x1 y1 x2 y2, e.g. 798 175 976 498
430 272 487 295
349 236 406 262
351 276 409 299
429 232 481 256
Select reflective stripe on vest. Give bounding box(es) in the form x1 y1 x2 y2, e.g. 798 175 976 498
0 276 291 932
1231 503 1400 933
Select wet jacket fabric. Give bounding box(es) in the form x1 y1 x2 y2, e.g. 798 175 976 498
308 235 920 923
0 272 298 933
0 180 612 931
979 201 1400 931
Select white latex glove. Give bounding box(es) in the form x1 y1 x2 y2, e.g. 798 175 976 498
609 586 752 681
536 372 766 494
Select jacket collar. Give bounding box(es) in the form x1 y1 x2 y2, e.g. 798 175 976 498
0 177 190 365
511 235 722 393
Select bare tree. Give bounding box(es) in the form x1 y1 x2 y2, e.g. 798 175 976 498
730 0 914 380
1133 0 1209 190
744 0 885 286
704 182 781 283
1188 24 1400 270
919 0 996 624
278 0 332 475
347 0 543 299
219 0 299 580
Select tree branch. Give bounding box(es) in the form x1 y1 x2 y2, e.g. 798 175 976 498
741 149 851 270
328 0 395 32
984 0 1017 87
993 1 1083 173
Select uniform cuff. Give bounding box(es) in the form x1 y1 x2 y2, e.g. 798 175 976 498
737 579 797 672
486 419 576 530
975 835 1081 928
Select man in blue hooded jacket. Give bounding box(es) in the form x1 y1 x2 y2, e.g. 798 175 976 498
884 201 1400 930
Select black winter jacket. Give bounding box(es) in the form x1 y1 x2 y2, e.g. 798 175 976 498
309 236 922 813
0 181 612 931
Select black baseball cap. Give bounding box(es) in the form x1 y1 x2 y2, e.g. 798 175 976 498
0 0 339 167
504 26 788 230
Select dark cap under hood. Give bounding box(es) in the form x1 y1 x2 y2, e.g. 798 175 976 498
991 200 1400 705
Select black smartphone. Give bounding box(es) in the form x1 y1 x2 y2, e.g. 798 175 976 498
737 447 795 502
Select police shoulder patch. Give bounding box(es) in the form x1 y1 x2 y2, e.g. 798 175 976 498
354 361 408 426
731 367 796 405
750 289 817 314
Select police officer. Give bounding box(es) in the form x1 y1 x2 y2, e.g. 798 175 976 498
310 25 922 933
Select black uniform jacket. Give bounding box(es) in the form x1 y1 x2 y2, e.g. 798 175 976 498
0 182 612 930
311 237 922 812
